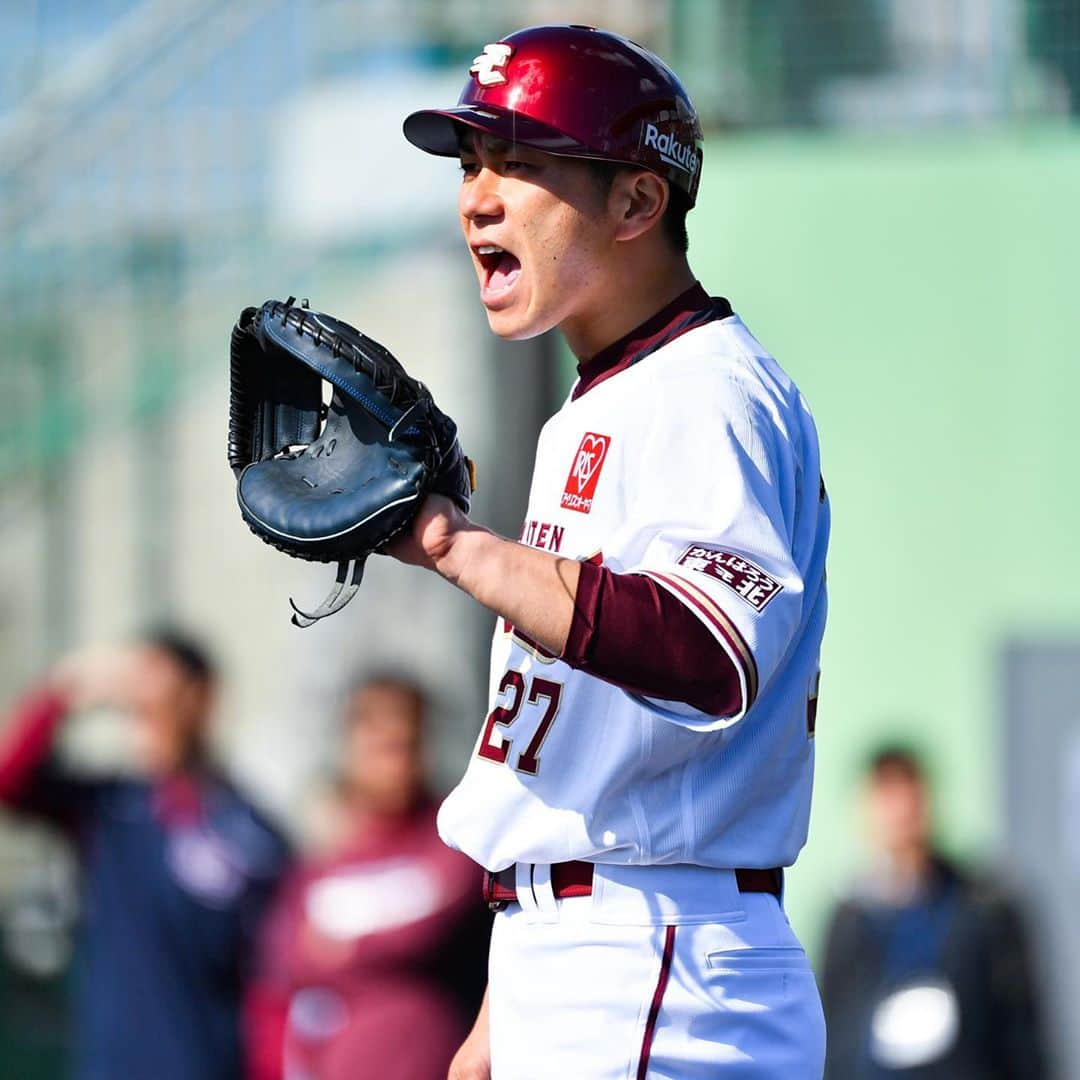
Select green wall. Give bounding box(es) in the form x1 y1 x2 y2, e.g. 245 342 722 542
687 128 1080 955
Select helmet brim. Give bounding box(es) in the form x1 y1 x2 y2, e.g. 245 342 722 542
403 105 594 159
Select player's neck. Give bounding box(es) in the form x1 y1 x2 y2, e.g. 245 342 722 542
560 255 697 361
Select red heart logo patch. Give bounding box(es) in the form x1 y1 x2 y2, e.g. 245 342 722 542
561 432 611 514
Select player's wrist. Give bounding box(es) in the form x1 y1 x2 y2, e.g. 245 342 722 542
433 520 499 592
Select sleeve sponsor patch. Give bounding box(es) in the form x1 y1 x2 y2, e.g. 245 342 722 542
676 545 783 613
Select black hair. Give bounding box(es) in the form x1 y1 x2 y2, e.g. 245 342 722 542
346 669 429 730
584 161 691 254
141 625 216 684
865 742 926 782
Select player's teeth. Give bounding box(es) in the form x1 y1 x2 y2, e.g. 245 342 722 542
477 246 504 255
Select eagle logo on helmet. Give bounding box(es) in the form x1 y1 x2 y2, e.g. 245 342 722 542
470 43 514 86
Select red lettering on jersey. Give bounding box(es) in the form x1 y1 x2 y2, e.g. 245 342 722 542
520 519 565 553
676 544 783 613
560 432 611 514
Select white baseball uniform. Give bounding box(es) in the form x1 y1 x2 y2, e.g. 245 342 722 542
440 288 829 1078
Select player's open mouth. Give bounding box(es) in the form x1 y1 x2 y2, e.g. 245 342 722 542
474 244 522 307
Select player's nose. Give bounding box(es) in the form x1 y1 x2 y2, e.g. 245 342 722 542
459 166 504 223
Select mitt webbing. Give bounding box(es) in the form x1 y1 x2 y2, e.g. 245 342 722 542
289 558 366 628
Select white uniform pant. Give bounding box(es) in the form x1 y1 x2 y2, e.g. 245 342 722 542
487 863 825 1079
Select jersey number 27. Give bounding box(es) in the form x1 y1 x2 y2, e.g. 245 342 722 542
477 671 563 776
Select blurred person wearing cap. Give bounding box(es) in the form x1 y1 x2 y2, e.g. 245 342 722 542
0 630 290 1080
393 22 830 1080
245 674 487 1080
820 745 1048 1078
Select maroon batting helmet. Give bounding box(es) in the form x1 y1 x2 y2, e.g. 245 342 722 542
403 24 704 206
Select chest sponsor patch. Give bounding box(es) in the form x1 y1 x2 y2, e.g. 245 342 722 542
561 432 611 514
677 544 783 613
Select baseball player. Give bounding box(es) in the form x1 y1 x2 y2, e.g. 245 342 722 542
391 24 830 1079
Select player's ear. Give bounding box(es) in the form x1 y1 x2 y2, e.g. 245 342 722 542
611 170 669 243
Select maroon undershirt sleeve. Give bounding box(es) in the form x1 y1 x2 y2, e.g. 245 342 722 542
0 686 70 808
562 561 743 717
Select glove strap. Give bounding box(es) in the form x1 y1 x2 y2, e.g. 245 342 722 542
289 558 366 628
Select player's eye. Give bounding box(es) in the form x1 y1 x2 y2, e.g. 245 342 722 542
503 159 530 173
459 160 480 177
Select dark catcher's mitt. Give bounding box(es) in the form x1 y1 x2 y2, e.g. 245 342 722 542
228 298 474 627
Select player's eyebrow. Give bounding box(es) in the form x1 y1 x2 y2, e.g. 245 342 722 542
456 130 515 157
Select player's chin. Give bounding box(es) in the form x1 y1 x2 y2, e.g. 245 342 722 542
483 303 548 341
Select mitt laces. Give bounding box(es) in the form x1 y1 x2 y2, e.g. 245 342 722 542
274 297 419 405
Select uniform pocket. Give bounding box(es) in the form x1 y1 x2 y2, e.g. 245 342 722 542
698 942 826 1071
704 945 812 974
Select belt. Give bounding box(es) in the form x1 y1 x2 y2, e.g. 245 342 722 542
482 861 783 911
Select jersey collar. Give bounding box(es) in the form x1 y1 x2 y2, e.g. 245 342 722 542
572 283 733 400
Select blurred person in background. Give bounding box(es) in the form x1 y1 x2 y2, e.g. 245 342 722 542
820 744 1048 1078
246 672 488 1080
0 628 290 1080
